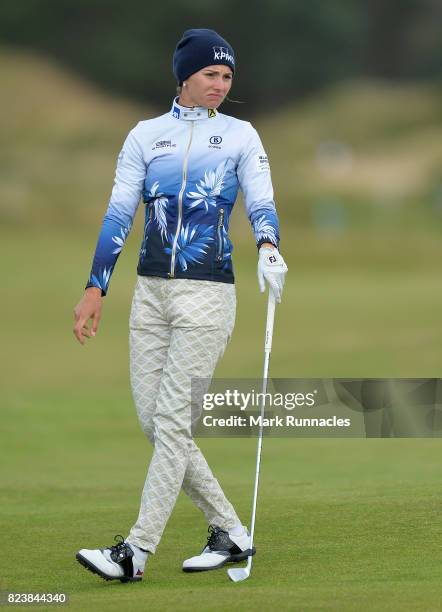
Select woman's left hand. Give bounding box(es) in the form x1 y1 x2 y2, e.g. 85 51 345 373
257 245 288 303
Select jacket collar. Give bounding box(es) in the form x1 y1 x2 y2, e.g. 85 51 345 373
170 97 217 121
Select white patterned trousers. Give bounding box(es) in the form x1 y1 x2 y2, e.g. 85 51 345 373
125 276 241 553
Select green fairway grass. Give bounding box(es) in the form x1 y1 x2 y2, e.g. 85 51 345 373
2 50 442 610
2 226 442 610
2 391 442 610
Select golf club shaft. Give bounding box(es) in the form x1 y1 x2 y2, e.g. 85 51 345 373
248 291 276 563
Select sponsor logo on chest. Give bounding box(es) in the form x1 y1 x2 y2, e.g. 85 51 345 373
152 140 177 150
209 135 223 150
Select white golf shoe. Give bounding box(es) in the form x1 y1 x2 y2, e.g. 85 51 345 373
76 535 147 582
182 525 255 572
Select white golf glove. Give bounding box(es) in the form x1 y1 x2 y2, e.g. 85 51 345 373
258 246 288 303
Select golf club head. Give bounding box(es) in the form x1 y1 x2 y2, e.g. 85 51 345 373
227 567 250 582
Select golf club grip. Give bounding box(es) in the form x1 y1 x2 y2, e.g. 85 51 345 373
264 292 276 352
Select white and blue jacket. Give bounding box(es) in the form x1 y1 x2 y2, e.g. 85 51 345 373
86 98 280 294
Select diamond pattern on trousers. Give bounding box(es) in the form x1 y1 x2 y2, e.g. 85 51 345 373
125 277 240 553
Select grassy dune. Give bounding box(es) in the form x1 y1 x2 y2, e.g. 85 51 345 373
2 49 442 610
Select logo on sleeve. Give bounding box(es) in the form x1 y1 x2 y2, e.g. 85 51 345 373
258 155 270 171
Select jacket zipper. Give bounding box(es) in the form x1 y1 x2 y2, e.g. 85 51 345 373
216 208 225 261
169 121 194 277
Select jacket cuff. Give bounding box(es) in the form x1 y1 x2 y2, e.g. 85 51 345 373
256 238 279 251
85 282 106 297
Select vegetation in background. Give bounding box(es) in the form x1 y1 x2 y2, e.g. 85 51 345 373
1 49 441 236
0 0 441 114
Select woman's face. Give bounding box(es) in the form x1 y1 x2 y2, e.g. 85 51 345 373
181 65 233 108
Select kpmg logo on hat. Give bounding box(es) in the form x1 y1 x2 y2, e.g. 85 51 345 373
213 46 235 65
172 106 180 119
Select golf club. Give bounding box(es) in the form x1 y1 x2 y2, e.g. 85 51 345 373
228 290 276 583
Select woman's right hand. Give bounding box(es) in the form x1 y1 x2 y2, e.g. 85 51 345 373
73 287 103 345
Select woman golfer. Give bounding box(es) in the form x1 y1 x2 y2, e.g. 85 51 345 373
74 29 287 582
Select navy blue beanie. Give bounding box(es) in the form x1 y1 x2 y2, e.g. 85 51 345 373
173 29 235 84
